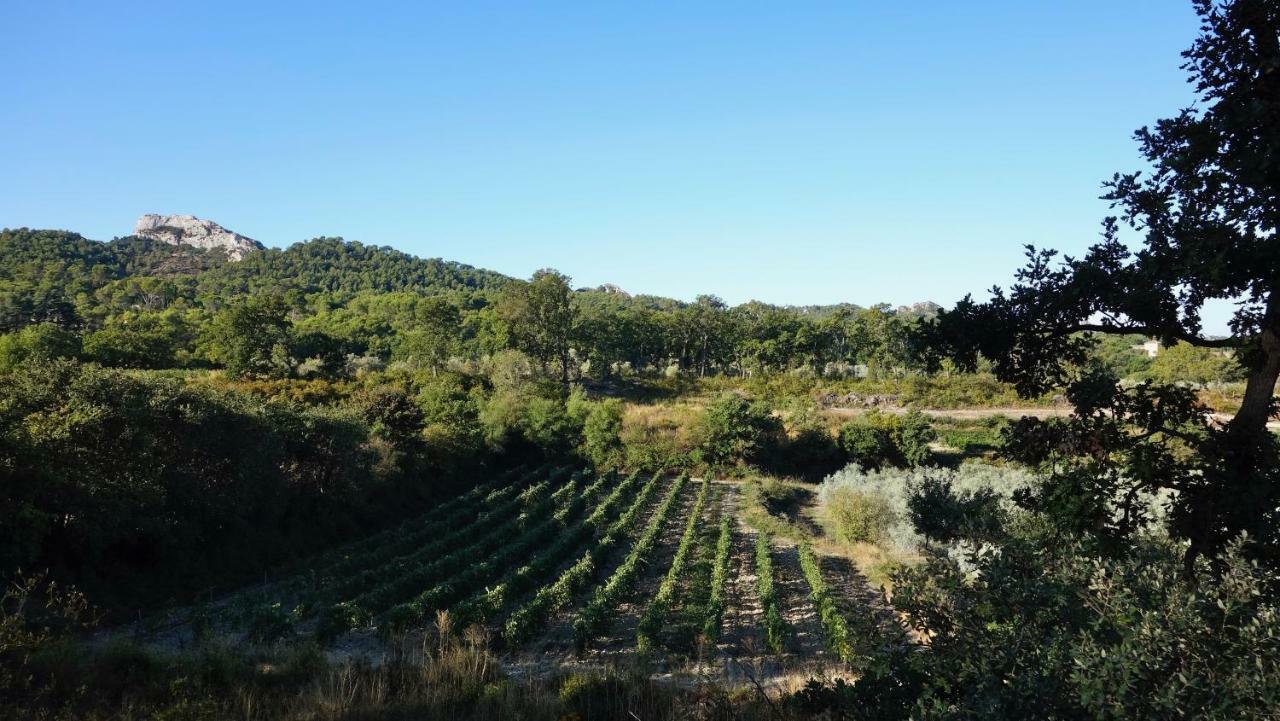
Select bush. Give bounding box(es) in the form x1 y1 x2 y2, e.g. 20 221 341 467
580 398 625 469
894 411 936 467
908 476 1007 544
838 423 894 469
823 489 898 545
0 323 80 372
694 393 782 470
860 535 1280 720
0 359 418 610
558 672 632 717
758 477 800 513
817 463 1037 553
837 411 935 468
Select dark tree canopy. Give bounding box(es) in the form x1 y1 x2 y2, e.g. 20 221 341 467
925 0 1280 572
930 0 1280 434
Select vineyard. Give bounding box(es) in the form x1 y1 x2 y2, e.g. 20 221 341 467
152 465 889 679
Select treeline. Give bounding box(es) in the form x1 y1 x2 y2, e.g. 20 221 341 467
0 228 928 381
3 228 1244 388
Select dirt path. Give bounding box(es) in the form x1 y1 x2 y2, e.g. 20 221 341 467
826 405 1071 420
828 405 1280 431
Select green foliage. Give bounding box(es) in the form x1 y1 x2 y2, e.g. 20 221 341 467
701 514 733 642
908 475 1007 545
0 359 457 608
837 422 894 469
894 410 936 467
817 463 1037 554
81 315 184 369
0 323 80 372
0 571 93 705
1087 333 1155 378
780 412 843 479
637 478 710 652
932 416 1006 456
837 410 936 469
1144 341 1246 386
415 372 485 461
860 535 1280 721
694 394 782 470
243 603 297 645
822 489 897 545
502 471 659 645
388 295 460 374
449 472 621 627
203 294 292 378
580 398 625 469
574 475 689 651
558 672 633 718
754 532 785 654
498 269 576 384
921 0 1280 569
796 543 855 661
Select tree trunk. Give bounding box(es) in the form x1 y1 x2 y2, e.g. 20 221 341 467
1229 307 1280 436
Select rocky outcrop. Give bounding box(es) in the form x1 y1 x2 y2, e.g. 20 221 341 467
816 392 901 408
134 214 263 260
895 301 942 318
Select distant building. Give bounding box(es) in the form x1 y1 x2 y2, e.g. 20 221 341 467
1132 339 1160 358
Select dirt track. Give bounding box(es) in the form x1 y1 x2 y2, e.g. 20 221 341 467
827 404 1280 431
825 405 1072 419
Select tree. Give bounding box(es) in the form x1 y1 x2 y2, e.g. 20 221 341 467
837 422 894 469
923 0 1280 571
695 393 782 469
1146 342 1245 386
580 398 625 469
679 295 733 376
498 269 577 385
894 410 937 467
81 314 184 369
393 296 460 375
852 305 911 378
204 294 293 378
0 323 81 373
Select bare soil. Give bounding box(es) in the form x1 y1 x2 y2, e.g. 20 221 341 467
826 405 1072 419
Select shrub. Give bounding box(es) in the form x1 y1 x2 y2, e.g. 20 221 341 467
823 488 898 545
580 398 625 469
694 393 782 470
893 411 936 467
837 422 894 469
244 603 296 645
559 672 631 717
758 477 800 513
818 463 1037 553
862 535 1280 720
754 532 786 653
837 410 936 469
0 323 80 372
908 476 1007 544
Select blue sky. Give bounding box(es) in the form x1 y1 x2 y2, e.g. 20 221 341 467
1 2 1213 322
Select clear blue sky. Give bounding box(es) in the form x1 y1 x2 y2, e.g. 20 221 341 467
2 1 1215 322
